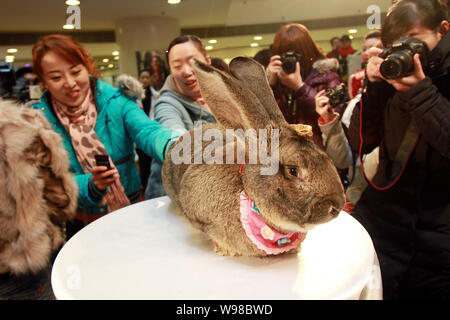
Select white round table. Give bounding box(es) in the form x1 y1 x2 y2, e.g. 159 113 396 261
51 196 382 300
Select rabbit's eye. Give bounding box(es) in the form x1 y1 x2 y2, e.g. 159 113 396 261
288 167 298 177
285 166 304 181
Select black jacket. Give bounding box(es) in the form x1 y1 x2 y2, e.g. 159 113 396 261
347 31 450 298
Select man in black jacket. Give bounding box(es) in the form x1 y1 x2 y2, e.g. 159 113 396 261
348 0 450 299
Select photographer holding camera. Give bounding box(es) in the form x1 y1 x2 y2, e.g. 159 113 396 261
348 0 450 299
267 23 342 147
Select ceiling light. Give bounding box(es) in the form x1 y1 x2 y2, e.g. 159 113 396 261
5 55 14 63
250 43 259 47
112 51 119 56
102 58 109 63
63 24 75 30
100 66 105 70
114 56 119 60
348 29 357 34
205 46 213 51
253 36 262 41
7 48 18 53
168 0 181 4
108 64 114 68
349 35 354 40
208 39 217 44
65 0 80 5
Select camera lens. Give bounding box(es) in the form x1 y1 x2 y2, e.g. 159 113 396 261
282 60 296 74
380 51 414 79
325 84 346 106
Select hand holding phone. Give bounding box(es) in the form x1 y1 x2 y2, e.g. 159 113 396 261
94 154 111 170
92 154 117 191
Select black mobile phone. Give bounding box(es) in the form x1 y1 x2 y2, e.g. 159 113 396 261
94 154 111 170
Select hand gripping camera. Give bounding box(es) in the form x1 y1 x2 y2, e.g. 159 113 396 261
324 83 347 106
280 51 303 74
379 37 429 80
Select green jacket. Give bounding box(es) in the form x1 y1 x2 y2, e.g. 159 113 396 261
32 78 180 214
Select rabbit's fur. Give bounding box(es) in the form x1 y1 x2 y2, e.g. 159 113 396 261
162 57 345 257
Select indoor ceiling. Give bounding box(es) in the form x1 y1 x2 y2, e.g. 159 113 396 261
0 0 392 68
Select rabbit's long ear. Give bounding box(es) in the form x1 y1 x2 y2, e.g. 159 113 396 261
228 57 286 125
192 59 272 131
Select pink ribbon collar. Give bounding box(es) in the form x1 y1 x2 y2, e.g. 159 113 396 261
239 191 306 255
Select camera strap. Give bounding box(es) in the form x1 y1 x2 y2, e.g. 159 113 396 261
390 120 419 178
286 92 297 117
359 98 420 191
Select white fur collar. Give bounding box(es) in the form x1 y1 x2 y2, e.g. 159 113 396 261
116 74 145 100
312 58 339 74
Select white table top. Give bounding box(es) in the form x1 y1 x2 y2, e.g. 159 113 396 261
51 196 382 300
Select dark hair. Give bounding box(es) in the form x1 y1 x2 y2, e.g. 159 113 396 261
364 30 382 40
149 53 169 90
166 35 207 64
340 35 352 42
440 0 449 14
330 37 340 44
382 0 448 47
272 23 325 79
210 57 229 73
253 48 272 68
139 69 150 77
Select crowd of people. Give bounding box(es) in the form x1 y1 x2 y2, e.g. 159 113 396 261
0 0 448 300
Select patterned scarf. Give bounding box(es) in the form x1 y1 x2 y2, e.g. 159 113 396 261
52 89 130 212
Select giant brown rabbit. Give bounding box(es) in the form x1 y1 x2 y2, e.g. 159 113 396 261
162 57 345 257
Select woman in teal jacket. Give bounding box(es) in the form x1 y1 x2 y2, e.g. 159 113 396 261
31 34 180 230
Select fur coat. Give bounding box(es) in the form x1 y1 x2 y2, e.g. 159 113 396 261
0 100 78 275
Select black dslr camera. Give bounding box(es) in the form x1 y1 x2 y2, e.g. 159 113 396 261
280 51 303 74
324 83 347 106
379 37 429 80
